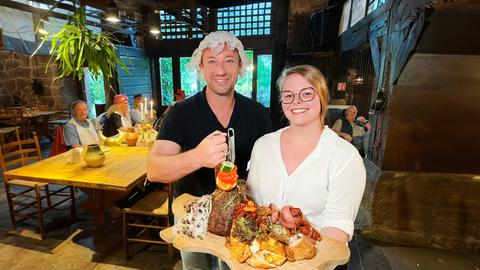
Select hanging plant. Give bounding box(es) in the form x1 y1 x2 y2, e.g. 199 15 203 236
42 7 128 81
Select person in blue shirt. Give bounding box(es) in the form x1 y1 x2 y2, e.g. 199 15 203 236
63 100 99 148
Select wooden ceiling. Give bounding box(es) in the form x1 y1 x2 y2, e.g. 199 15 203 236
85 0 270 12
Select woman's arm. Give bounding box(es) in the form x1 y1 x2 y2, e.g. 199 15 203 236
320 150 366 242
321 227 349 243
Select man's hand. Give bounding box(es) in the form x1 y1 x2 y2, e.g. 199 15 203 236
341 132 353 142
192 130 228 168
356 116 367 123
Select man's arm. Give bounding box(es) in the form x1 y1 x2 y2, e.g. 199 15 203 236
63 123 81 148
331 119 353 142
147 130 228 183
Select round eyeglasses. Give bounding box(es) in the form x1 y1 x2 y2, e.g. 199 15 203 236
279 87 316 104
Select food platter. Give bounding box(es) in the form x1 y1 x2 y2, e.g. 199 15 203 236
160 194 350 270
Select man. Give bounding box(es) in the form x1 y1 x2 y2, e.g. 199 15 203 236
63 100 99 148
147 31 272 270
332 105 371 157
161 88 186 118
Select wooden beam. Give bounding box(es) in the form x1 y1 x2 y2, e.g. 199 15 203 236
0 0 133 35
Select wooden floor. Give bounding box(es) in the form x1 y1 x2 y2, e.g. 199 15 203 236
0 184 181 270
0 142 478 270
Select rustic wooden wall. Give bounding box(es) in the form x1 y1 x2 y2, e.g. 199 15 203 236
360 0 480 254
364 171 480 254
383 53 480 174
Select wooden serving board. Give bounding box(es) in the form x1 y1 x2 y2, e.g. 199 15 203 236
160 194 350 270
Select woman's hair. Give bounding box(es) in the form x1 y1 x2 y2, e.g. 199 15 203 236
276 65 330 125
106 104 130 121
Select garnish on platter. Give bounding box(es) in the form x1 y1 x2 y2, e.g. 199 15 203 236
175 194 212 239
216 161 238 191
225 199 322 268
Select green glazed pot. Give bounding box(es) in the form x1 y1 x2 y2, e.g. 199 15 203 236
84 144 105 168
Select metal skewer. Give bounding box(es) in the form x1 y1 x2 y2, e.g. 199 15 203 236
227 128 235 164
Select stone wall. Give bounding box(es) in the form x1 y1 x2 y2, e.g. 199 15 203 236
0 50 78 109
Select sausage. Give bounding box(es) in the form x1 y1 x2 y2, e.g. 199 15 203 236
269 203 280 223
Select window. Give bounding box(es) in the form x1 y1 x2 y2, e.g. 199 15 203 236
160 58 174 106
367 0 378 14
83 68 106 118
236 50 254 98
256 54 272 107
217 2 272 37
159 51 272 107
160 9 205 40
180 57 202 97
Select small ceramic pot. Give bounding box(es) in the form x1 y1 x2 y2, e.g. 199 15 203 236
84 144 105 168
125 128 139 146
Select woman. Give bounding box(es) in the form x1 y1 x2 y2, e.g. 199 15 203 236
103 94 132 137
247 65 365 243
130 93 144 125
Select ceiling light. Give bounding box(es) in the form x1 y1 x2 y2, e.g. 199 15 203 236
106 16 120 23
105 0 120 23
150 28 160 35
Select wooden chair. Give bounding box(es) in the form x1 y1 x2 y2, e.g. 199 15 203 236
0 107 28 139
0 128 76 239
48 109 71 136
122 182 174 260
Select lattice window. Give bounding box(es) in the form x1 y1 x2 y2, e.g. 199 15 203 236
160 9 206 39
217 2 272 37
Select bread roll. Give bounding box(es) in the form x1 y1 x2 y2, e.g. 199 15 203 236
285 233 317 261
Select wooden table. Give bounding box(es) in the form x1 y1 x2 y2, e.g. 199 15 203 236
23 111 59 142
4 146 149 231
0 126 16 144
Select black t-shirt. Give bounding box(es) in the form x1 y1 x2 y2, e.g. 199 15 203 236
157 89 273 197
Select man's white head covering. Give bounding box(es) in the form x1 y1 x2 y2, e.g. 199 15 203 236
190 31 250 75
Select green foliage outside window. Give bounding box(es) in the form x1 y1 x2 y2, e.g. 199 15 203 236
160 57 174 106
236 50 253 98
180 57 203 97
83 68 105 118
256 54 272 107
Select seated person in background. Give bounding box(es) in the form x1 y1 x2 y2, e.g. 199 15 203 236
130 93 144 125
103 94 132 137
331 105 371 156
63 100 99 148
161 88 186 118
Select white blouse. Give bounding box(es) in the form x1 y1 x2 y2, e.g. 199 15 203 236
247 126 366 239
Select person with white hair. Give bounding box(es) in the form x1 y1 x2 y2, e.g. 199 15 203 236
63 100 100 148
147 31 272 270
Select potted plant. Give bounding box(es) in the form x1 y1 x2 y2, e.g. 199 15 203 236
38 7 128 81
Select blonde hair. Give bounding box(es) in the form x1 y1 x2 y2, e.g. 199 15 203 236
276 65 330 125
106 104 130 122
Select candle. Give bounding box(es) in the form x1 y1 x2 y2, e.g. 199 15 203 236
150 100 153 118
140 102 144 121
144 98 148 114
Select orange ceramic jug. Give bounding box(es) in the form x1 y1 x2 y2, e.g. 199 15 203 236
125 128 138 146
